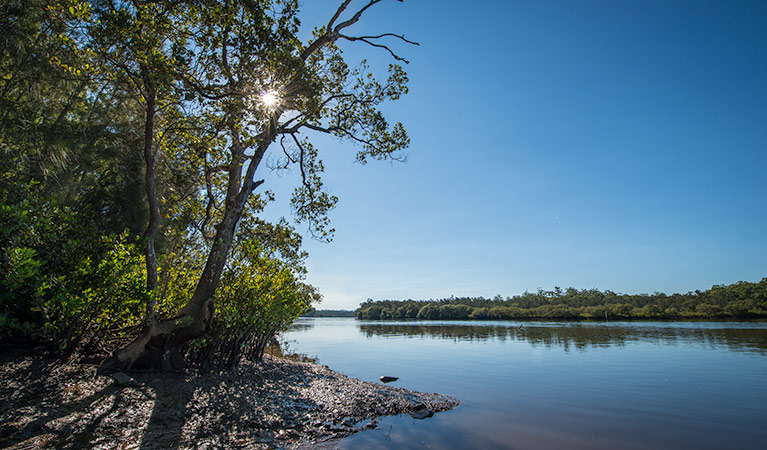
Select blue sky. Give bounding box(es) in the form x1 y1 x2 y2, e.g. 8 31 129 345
262 0 766 309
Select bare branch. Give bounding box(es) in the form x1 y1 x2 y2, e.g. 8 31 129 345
290 133 310 189
279 135 296 169
300 123 335 134
353 33 419 46
326 0 353 30
301 0 399 61
277 93 356 132
339 35 411 63
300 122 375 148
278 114 303 131
337 128 375 146
250 179 265 193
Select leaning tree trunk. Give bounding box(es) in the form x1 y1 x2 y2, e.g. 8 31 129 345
102 0 380 372
104 133 270 371
104 205 241 370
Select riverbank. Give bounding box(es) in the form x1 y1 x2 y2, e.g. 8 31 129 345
0 350 459 449
355 280 767 321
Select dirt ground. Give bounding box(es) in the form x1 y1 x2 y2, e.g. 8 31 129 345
0 350 459 449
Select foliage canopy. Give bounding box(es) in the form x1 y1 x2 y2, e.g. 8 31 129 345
1 0 414 368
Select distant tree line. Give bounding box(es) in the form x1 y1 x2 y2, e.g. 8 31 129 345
301 309 356 317
355 279 767 320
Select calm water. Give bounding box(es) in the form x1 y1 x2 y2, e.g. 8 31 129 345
281 318 767 449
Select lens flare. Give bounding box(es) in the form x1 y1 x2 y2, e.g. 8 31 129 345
261 90 279 107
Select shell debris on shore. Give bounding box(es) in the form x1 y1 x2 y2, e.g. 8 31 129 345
0 353 459 449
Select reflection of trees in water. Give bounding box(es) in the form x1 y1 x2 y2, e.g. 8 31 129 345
285 322 313 333
357 323 767 354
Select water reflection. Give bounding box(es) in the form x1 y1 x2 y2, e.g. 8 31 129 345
285 318 767 450
355 321 767 354
285 321 313 333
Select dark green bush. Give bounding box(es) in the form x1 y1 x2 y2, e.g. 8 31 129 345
0 181 148 353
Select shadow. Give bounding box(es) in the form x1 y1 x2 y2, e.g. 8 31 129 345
138 374 192 450
2 348 445 448
174 358 321 447
0 356 119 448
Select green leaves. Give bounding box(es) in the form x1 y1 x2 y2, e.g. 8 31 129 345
1 0 413 364
217 238 317 335
187 236 319 369
36 232 149 352
0 180 148 352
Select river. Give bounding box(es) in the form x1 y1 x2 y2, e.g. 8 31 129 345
281 318 767 449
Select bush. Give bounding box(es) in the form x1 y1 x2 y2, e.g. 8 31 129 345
417 303 440 319
40 232 148 352
438 304 472 319
0 181 148 353
188 239 319 371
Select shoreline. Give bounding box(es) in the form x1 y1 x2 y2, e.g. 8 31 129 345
0 351 460 449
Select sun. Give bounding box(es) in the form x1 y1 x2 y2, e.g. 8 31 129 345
261 90 280 107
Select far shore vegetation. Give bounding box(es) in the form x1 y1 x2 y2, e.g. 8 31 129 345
301 309 356 318
355 278 767 321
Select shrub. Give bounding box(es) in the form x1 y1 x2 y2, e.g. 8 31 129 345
0 181 148 353
188 239 319 371
40 232 148 352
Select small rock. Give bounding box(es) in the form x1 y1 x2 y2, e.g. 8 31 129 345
379 376 398 383
409 403 434 420
111 372 133 387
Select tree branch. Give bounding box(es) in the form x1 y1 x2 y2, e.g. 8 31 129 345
326 0 353 30
301 0 400 61
290 133 310 189
299 122 376 148
279 135 297 169
353 33 419 46
339 34 413 63
333 0 386 32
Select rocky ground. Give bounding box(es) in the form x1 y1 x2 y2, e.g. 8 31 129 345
0 350 459 449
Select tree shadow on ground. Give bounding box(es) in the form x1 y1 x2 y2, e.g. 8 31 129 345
0 355 119 448
0 353 324 449
148 358 321 448
0 353 430 449
138 374 192 450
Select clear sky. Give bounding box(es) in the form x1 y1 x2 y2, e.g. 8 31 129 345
262 0 767 310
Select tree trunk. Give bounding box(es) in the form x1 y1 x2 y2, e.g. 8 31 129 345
102 137 267 370
141 67 160 316
104 200 243 370
102 0 375 371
